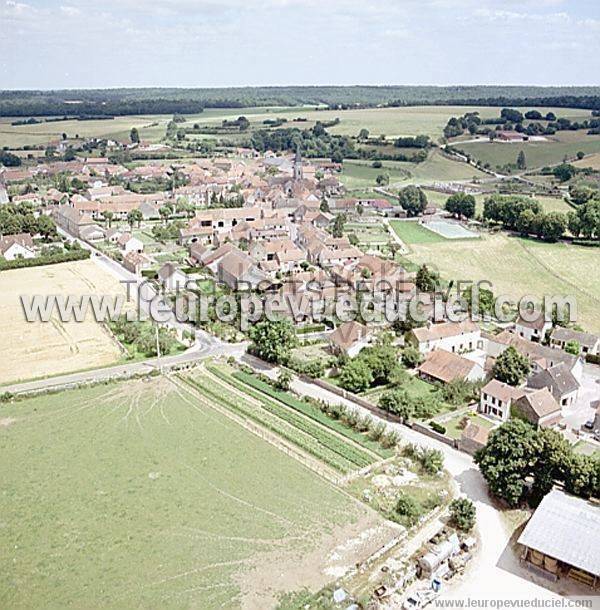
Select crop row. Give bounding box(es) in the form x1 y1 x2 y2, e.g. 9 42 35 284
206 367 376 468
182 375 356 474
202 372 373 468
221 368 391 458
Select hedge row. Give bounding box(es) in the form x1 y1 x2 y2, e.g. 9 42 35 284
0 249 90 271
223 368 391 458
183 375 356 473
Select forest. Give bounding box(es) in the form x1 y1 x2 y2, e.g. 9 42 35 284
2 86 600 116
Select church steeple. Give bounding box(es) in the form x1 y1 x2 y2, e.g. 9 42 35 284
293 147 303 181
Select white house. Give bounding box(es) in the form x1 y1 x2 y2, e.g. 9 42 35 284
514 314 552 343
117 233 144 254
0 233 36 260
408 320 482 355
157 262 188 292
79 224 106 242
527 363 580 409
105 228 124 244
479 379 523 422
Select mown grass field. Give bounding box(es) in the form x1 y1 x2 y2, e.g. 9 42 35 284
457 131 600 170
0 376 387 609
421 190 573 217
404 232 600 333
340 150 487 189
574 152 600 170
390 220 448 244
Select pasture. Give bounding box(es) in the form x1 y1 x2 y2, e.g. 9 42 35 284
457 131 600 170
0 115 171 148
0 260 130 385
404 232 600 333
193 105 593 140
2 105 593 150
0 375 392 609
340 150 487 190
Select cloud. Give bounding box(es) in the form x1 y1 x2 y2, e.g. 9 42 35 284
59 5 80 16
1 0 599 88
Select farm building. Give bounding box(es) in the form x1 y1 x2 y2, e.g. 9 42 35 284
496 131 529 142
550 327 600 356
518 489 600 589
511 388 561 428
417 349 485 384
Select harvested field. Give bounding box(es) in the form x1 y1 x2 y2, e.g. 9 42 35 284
0 259 130 385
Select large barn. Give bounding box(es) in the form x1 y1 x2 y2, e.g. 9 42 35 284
518 489 600 589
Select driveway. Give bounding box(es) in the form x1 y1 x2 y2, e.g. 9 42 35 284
562 363 600 430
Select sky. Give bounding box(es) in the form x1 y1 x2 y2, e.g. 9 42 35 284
1 0 599 89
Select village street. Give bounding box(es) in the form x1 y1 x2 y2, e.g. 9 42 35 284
240 355 573 604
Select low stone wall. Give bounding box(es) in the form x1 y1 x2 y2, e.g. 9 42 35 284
410 421 459 449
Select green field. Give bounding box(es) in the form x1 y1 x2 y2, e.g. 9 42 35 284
404 232 600 333
3 105 593 151
0 376 384 609
340 150 487 189
457 131 600 170
390 220 448 244
193 105 593 140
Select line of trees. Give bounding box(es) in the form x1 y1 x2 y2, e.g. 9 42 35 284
483 194 569 241
4 87 600 117
248 126 428 163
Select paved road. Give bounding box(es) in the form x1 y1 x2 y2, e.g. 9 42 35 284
0 340 247 395
240 355 568 603
58 227 217 348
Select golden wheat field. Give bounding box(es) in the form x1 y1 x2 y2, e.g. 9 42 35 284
0 260 130 385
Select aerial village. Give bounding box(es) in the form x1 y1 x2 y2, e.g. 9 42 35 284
1 127 599 609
